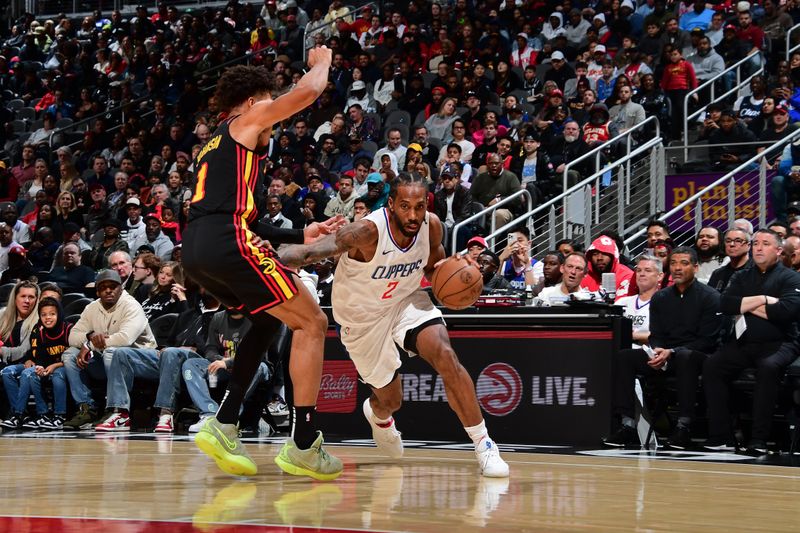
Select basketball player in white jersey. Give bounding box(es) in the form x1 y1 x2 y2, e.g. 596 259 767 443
280 173 509 477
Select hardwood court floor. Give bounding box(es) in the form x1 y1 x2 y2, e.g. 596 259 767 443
0 435 799 532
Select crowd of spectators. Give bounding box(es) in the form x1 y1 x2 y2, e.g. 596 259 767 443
0 0 798 443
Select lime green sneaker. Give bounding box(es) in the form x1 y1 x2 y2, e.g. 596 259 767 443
274 431 343 481
194 416 258 477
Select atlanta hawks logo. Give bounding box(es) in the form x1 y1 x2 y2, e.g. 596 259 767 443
476 363 522 417
259 256 276 275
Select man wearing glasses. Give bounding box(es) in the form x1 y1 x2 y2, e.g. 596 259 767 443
708 229 753 293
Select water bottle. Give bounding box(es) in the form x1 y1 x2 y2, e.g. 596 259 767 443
208 371 218 388
525 284 534 306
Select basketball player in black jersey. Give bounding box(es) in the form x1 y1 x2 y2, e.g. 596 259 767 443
182 46 344 480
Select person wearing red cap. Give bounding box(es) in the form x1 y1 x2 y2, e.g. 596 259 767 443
757 103 795 159
466 235 488 261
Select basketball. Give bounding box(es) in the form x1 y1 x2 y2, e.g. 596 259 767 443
430 256 483 310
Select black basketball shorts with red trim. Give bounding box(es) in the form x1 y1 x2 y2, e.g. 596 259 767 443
182 218 299 314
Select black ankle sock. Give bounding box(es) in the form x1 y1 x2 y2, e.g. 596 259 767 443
292 406 317 449
216 384 245 425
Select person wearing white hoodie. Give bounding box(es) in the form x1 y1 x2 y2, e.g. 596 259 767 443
542 12 566 42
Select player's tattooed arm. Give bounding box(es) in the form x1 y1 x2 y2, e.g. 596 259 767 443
279 220 378 268
424 213 446 280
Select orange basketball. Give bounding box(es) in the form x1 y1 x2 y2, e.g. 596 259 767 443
431 256 483 310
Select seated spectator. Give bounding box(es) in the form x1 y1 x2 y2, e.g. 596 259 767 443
539 253 590 304
471 154 522 231
300 192 330 227
373 128 408 171
615 255 664 347
38 282 63 302
498 227 537 290
362 173 390 211
107 251 134 293
425 97 460 144
324 176 357 221
708 110 758 171
548 121 593 188
708 229 753 293
633 74 671 135
532 251 564 296
433 165 473 250
0 245 33 285
604 247 721 448
0 280 40 403
757 104 795 160
122 198 146 249
352 197 370 222
182 308 270 432
313 258 334 306
150 288 223 433
645 220 672 251
51 191 84 243
0 297 70 430
704 230 800 454
437 120 475 165
4 203 31 247
132 215 175 263
345 103 378 141
62 270 156 431
609 86 646 135
140 261 189 321
130 252 160 303
580 235 634 300
88 219 130 271
511 132 557 205
466 236 488 261
46 243 96 294
331 135 374 174
694 226 729 284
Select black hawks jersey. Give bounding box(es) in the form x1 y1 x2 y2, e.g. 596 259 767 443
187 116 269 226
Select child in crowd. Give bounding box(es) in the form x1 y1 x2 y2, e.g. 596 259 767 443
1 297 70 430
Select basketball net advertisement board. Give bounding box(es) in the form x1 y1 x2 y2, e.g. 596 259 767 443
317 312 625 445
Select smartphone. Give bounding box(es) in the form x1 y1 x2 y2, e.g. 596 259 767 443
507 233 515 246
642 345 656 359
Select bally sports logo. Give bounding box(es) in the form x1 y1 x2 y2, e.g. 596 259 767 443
476 363 522 417
316 360 358 413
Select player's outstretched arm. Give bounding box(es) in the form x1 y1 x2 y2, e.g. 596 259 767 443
237 47 332 135
424 213 446 280
279 219 378 268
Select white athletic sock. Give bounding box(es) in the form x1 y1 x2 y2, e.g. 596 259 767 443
368 400 393 426
465 420 488 447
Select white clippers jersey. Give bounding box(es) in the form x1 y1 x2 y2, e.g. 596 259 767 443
332 208 430 328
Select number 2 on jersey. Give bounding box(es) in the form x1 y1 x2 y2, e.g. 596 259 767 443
381 281 399 300
191 162 209 203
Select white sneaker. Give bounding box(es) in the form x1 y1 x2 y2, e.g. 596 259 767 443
362 398 403 459
188 415 213 433
475 438 509 477
154 414 173 433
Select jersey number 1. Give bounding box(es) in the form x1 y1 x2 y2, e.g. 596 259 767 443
381 281 399 300
191 162 209 203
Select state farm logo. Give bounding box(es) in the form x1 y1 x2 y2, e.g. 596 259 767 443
476 363 522 417
316 360 358 413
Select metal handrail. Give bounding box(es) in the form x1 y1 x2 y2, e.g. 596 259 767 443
302 2 379 62
623 127 800 249
682 50 763 159
786 22 800 61
561 115 660 235
450 189 532 255
561 115 660 194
